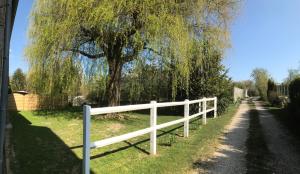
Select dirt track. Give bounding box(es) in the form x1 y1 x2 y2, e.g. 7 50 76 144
198 100 250 174
197 99 300 174
255 101 300 174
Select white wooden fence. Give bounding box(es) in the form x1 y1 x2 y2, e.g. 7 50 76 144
82 97 217 174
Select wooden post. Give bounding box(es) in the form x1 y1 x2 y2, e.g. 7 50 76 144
203 98 207 125
214 97 217 118
198 101 202 113
83 105 91 174
184 99 189 137
150 101 157 155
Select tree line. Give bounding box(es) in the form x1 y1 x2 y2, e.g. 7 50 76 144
11 0 240 114
250 65 300 119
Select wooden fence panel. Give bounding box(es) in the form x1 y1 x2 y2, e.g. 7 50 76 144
8 93 68 111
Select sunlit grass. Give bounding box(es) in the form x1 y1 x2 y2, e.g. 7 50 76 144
10 104 238 174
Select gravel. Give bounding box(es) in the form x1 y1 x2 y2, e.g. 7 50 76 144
255 101 300 174
200 100 250 174
195 100 300 174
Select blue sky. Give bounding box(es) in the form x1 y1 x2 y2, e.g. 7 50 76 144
10 0 34 76
10 0 300 83
223 0 300 82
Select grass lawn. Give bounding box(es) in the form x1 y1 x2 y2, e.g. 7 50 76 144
9 104 238 174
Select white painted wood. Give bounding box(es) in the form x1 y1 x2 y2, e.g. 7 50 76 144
90 97 217 149
203 98 207 125
90 103 152 115
84 97 218 172
199 101 202 113
189 112 204 120
156 101 186 107
150 101 157 155
206 108 215 113
188 99 204 104
91 127 153 149
184 99 189 137
214 97 217 118
205 98 216 102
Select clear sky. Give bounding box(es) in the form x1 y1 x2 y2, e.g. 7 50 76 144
10 0 34 76
10 0 300 83
223 0 300 82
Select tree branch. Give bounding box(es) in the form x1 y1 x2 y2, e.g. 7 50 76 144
68 49 105 59
143 44 161 55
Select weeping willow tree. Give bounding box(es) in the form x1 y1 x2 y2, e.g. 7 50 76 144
26 0 238 107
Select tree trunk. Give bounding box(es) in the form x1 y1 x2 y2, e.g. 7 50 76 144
107 58 123 106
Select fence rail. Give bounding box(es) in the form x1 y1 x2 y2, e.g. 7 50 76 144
83 97 217 174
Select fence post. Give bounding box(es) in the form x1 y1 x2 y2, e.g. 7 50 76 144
150 101 157 155
203 98 207 125
214 97 217 118
83 105 91 174
199 100 202 113
184 99 189 137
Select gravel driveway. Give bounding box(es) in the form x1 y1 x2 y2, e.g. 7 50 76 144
255 101 300 174
196 100 300 174
199 100 250 174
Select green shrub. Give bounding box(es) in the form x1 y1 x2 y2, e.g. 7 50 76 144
267 79 278 106
288 78 300 115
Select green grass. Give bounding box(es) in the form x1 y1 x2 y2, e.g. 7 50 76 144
9 104 238 174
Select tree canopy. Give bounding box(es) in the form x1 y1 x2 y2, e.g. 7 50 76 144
26 0 238 106
251 68 269 101
10 68 27 92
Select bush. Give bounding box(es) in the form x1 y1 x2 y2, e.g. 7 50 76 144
267 79 279 106
288 78 300 115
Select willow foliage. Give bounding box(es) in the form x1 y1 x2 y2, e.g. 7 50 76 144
26 0 238 105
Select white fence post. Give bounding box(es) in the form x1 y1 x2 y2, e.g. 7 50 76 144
184 99 189 137
83 105 91 174
214 97 217 118
199 101 202 113
203 98 207 125
150 101 157 155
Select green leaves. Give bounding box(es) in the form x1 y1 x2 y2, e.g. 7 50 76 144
25 0 238 106
251 68 269 101
10 68 27 92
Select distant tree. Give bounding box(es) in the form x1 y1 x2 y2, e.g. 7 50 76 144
10 68 26 91
233 80 253 89
251 68 269 101
284 69 300 84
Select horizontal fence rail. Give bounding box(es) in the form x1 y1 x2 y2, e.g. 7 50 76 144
83 97 217 174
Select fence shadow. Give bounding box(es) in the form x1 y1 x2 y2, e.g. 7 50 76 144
10 111 95 174
90 118 203 160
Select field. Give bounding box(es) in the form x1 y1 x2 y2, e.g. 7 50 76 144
9 104 238 174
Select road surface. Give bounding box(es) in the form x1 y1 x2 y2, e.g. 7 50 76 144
196 99 300 174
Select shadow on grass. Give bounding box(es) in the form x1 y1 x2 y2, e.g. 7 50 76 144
10 111 95 174
25 107 213 163
31 107 83 120
89 118 203 160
